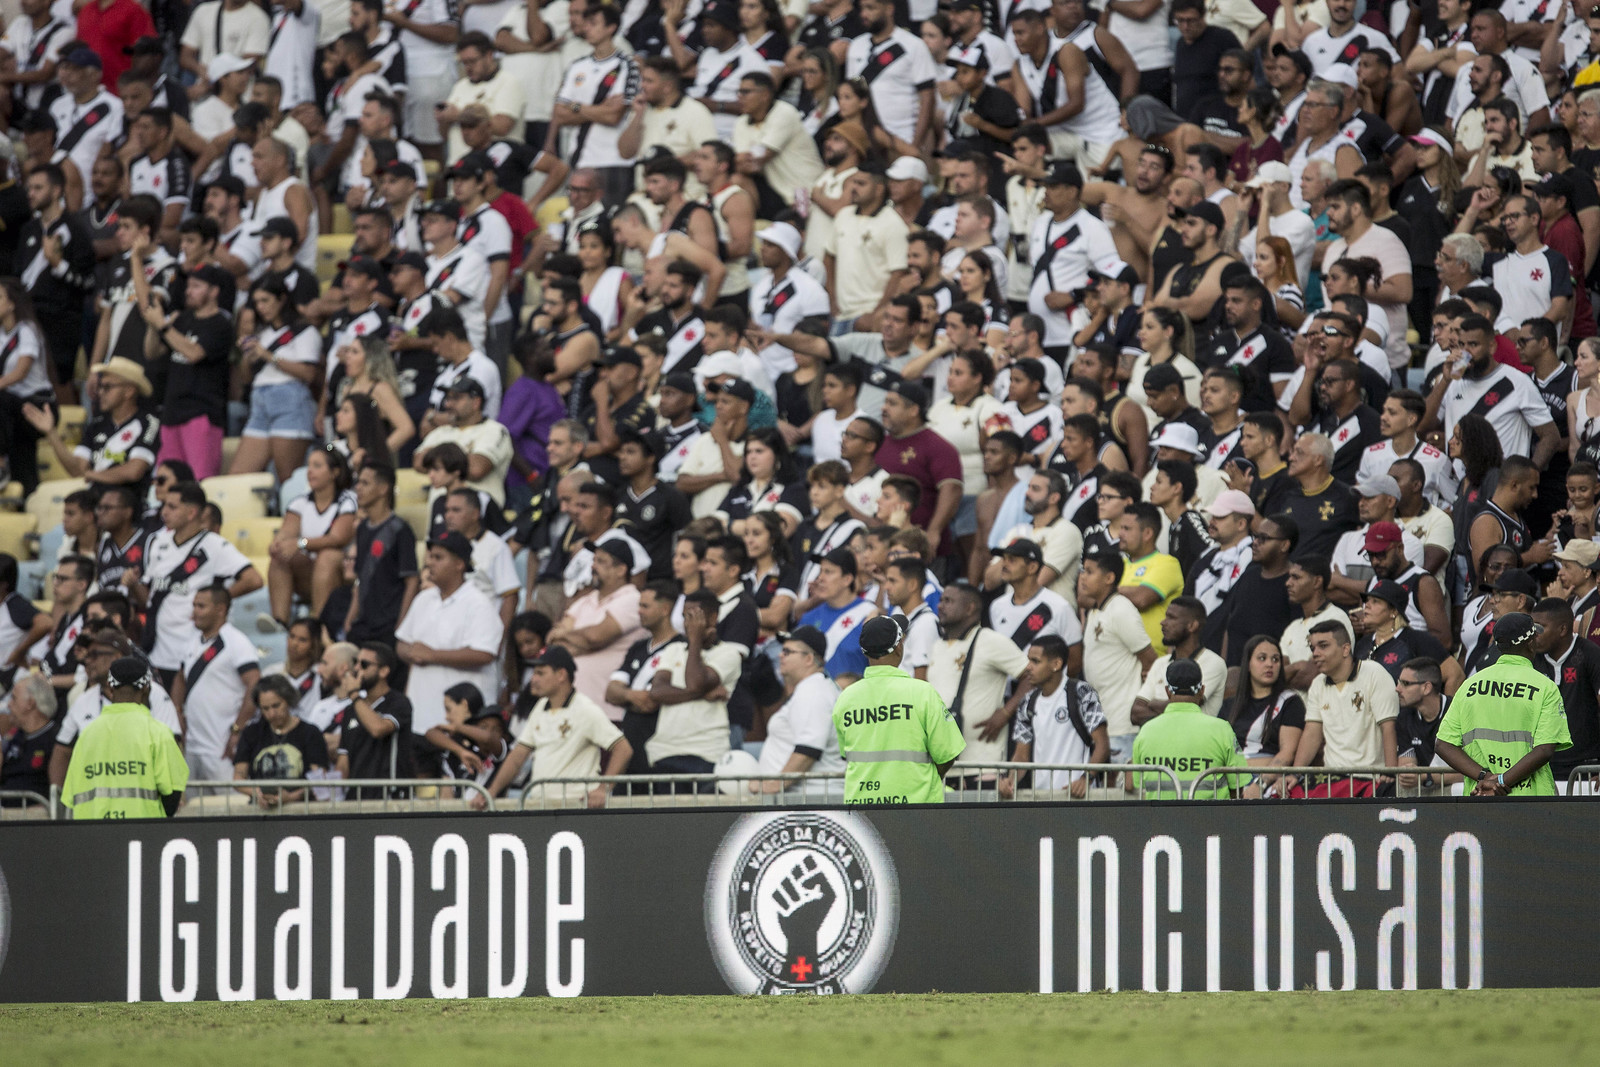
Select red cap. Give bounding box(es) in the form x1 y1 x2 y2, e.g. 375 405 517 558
1363 521 1403 554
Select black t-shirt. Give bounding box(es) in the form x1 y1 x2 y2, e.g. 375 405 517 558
1281 477 1361 558
1166 508 1214 577
0 720 59 800
234 718 329 779
339 690 415 793
797 9 863 51
1355 626 1449 680
1204 564 1297 667
1316 403 1382 483
163 310 233 427
1198 326 1295 414
1546 637 1600 777
1229 690 1306 757
1395 698 1446 768
775 371 815 429
1396 175 1452 270
719 479 808 525
1173 27 1241 120
716 588 762 729
1151 224 1191 295
0 181 30 275
1191 95 1244 139
485 139 541 196
348 513 419 642
949 84 1023 173
1344 109 1404 163
614 481 693 581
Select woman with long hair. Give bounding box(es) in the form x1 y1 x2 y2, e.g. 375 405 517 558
722 426 808 536
267 446 358 627
1229 87 1285 185
775 343 825 459
831 77 915 163
331 334 415 460
1449 413 1506 597
1322 256 1388 348
1125 305 1201 417
1568 336 1600 465
742 510 797 636
429 681 501 784
956 252 1009 348
1252 235 1305 330
740 0 790 82
1226 636 1305 788
331 392 394 469
927 348 1002 565
265 617 324 722
0 277 53 494
576 221 632 340
347 138 402 210
549 539 645 718
232 273 323 480
799 48 842 141
919 14 957 130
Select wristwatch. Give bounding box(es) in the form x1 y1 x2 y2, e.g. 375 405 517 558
1477 768 1491 782
297 537 309 553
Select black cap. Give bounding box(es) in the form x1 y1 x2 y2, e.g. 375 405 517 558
445 375 486 400
189 263 233 291
1090 263 1141 286
594 538 637 570
821 545 857 576
340 255 384 281
702 0 739 28
783 625 828 661
420 198 461 220
450 153 489 180
1143 363 1186 393
886 378 929 412
380 160 418 181
108 655 152 690
996 537 1045 564
258 216 300 242
1363 579 1409 613
530 645 577 676
1165 658 1204 695
1041 160 1084 188
1494 611 1543 648
392 250 428 272
124 35 164 56
1271 43 1314 80
599 345 642 368
949 44 990 71
1180 200 1226 230
720 378 756 404
948 0 984 9
1533 172 1576 203
661 371 697 395
859 614 909 658
427 531 476 570
1490 568 1539 597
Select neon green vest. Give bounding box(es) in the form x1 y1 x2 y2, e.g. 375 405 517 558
62 702 190 819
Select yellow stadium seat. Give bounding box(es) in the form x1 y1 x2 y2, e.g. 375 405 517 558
36 439 64 481
57 405 87 448
423 158 441 182
316 234 356 285
0 512 37 558
220 436 242 472
227 516 283 557
0 481 22 509
397 502 431 542
331 204 353 235
536 195 568 229
248 556 272 580
201 472 274 525
395 467 430 507
24 478 88 532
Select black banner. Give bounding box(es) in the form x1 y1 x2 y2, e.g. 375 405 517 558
0 801 1594 1001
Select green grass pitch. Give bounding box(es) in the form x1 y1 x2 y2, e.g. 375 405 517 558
4 990 1598 1066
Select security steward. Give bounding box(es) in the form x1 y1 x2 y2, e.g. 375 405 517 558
831 614 965 804
1436 612 1571 797
62 656 190 819
1128 659 1245 798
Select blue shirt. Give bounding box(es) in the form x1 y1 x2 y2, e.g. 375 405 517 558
800 596 874 680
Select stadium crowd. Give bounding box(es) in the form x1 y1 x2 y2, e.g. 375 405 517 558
2 0 1600 811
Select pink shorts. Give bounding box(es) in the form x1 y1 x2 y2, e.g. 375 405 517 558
157 415 224 482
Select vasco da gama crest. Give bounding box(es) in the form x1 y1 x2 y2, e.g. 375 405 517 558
705 811 898 994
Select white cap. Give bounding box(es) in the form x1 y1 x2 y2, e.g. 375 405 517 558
1247 161 1293 188
755 222 802 261
696 351 743 383
1205 489 1256 518
1151 423 1203 455
1320 64 1360 90
885 156 929 184
207 53 255 83
1409 127 1451 150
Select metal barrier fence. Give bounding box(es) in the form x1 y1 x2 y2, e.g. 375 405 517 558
0 789 54 820
515 763 1185 809
1565 765 1600 793
173 779 497 816
1187 765 1461 800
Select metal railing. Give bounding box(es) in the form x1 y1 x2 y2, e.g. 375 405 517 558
175 779 496 816
1565 765 1600 794
945 762 1185 802
0 789 54 820
1187 766 1460 800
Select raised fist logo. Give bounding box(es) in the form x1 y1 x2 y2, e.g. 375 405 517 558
773 855 836 984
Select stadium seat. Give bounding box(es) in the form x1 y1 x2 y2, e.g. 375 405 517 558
24 478 88 533
317 234 356 285
0 512 36 558
227 517 283 557
536 195 568 229
395 467 429 507
331 204 353 235
36 439 64 481
397 502 430 542
57 405 87 447
36 523 63 565
15 559 47 599
220 436 241 472
201 473 274 525
277 465 309 512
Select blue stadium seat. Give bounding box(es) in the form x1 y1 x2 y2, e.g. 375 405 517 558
277 466 310 514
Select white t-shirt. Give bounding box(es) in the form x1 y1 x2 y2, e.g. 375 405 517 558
457 205 514 323
1134 647 1229 717
1109 0 1173 70
987 585 1081 649
180 0 271 66
927 625 1028 764
1082 594 1152 737
1304 660 1400 766
265 2 320 108
176 623 260 768
395 581 506 735
1439 363 1554 461
515 690 623 783
758 671 845 778
57 682 184 743
425 243 491 351
645 640 741 765
1013 678 1107 788
556 50 640 169
250 323 322 389
141 529 254 669
843 28 938 141
1300 24 1398 76
1322 225 1413 369
467 529 522 604
289 488 359 539
396 0 459 76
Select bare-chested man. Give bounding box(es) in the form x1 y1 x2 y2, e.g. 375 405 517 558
1081 145 1175 285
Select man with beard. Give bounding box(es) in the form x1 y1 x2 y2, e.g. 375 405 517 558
1027 161 1120 360
1083 145 1174 286
1433 314 1558 466
1199 275 1294 414
18 164 94 401
1149 199 1234 328
1205 512 1300 665
843 0 938 148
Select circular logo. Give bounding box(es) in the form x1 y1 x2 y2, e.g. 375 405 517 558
705 811 898 994
641 504 657 522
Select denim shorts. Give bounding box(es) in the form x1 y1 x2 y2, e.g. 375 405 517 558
242 381 316 440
